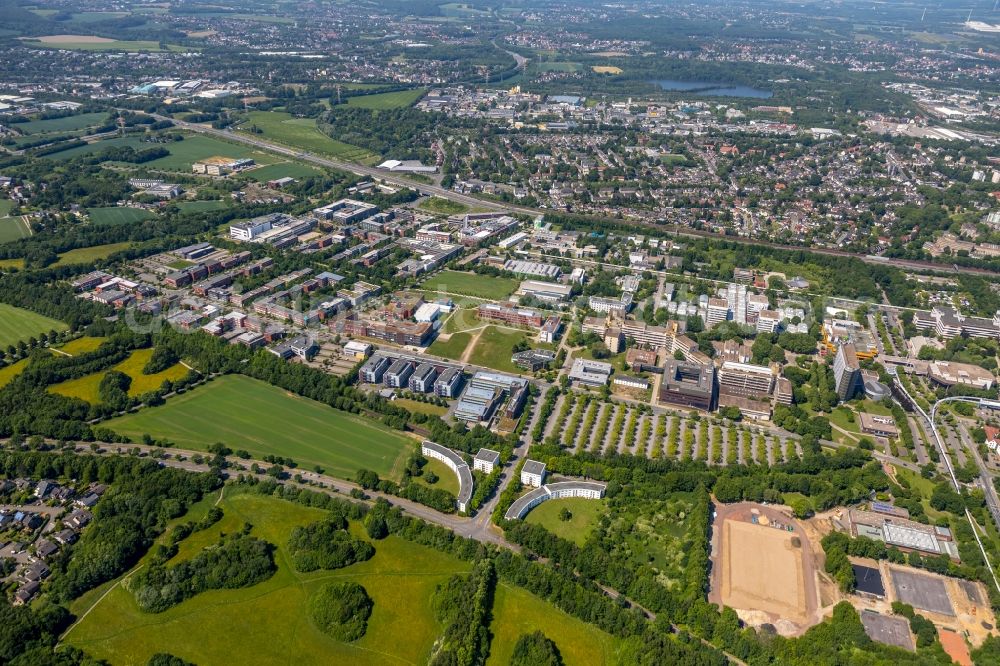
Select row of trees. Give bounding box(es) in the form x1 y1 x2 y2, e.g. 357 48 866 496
429 560 495 666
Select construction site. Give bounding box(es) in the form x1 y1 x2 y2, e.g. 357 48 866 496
709 500 998 657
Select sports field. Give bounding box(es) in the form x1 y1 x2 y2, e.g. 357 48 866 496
65 490 469 666
104 375 415 479
241 111 378 164
176 200 228 213
49 348 191 402
487 583 620 666
0 216 30 244
420 270 518 300
87 207 154 226
13 112 108 135
0 303 67 348
346 89 426 110
524 497 606 546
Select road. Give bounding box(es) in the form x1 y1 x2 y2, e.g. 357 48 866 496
891 387 1000 593
148 112 995 279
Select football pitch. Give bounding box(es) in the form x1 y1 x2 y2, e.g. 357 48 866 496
104 374 416 479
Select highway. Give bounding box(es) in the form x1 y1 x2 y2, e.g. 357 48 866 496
151 113 996 279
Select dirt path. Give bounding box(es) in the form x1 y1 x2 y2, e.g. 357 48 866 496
458 326 486 364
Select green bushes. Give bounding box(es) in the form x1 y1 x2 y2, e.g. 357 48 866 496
510 631 562 666
287 519 375 572
309 581 373 642
130 527 275 613
143 346 179 375
429 559 496 666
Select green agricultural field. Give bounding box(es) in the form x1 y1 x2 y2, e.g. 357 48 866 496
240 111 378 164
53 242 132 266
13 112 108 135
0 216 30 244
49 348 191 402
346 89 426 110
56 336 107 356
487 583 621 666
421 270 518 300
65 490 470 666
244 162 321 182
418 197 468 215
416 456 460 496
104 375 416 479
468 326 531 374
87 206 154 226
0 358 30 389
0 201 12 217
428 331 472 361
524 497 607 546
0 303 67 348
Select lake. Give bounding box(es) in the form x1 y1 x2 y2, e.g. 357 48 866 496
649 79 773 99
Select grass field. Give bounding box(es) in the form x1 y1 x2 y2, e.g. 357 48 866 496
240 111 378 164
0 303 67 348
0 358 30 388
104 375 416 479
393 398 447 417
487 583 620 666
428 331 472 360
87 207 154 226
468 326 532 374
49 348 190 402
592 65 623 74
12 112 108 135
244 162 321 182
0 216 30 244
421 270 518 300
56 336 106 356
416 456 460 496
176 200 228 213
65 490 469 666
524 498 607 546
418 197 468 215
53 242 132 266
346 89 426 110
44 134 270 172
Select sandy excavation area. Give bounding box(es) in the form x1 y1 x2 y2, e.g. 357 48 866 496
710 502 820 635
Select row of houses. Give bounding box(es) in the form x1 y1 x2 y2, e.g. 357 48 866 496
359 354 465 397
